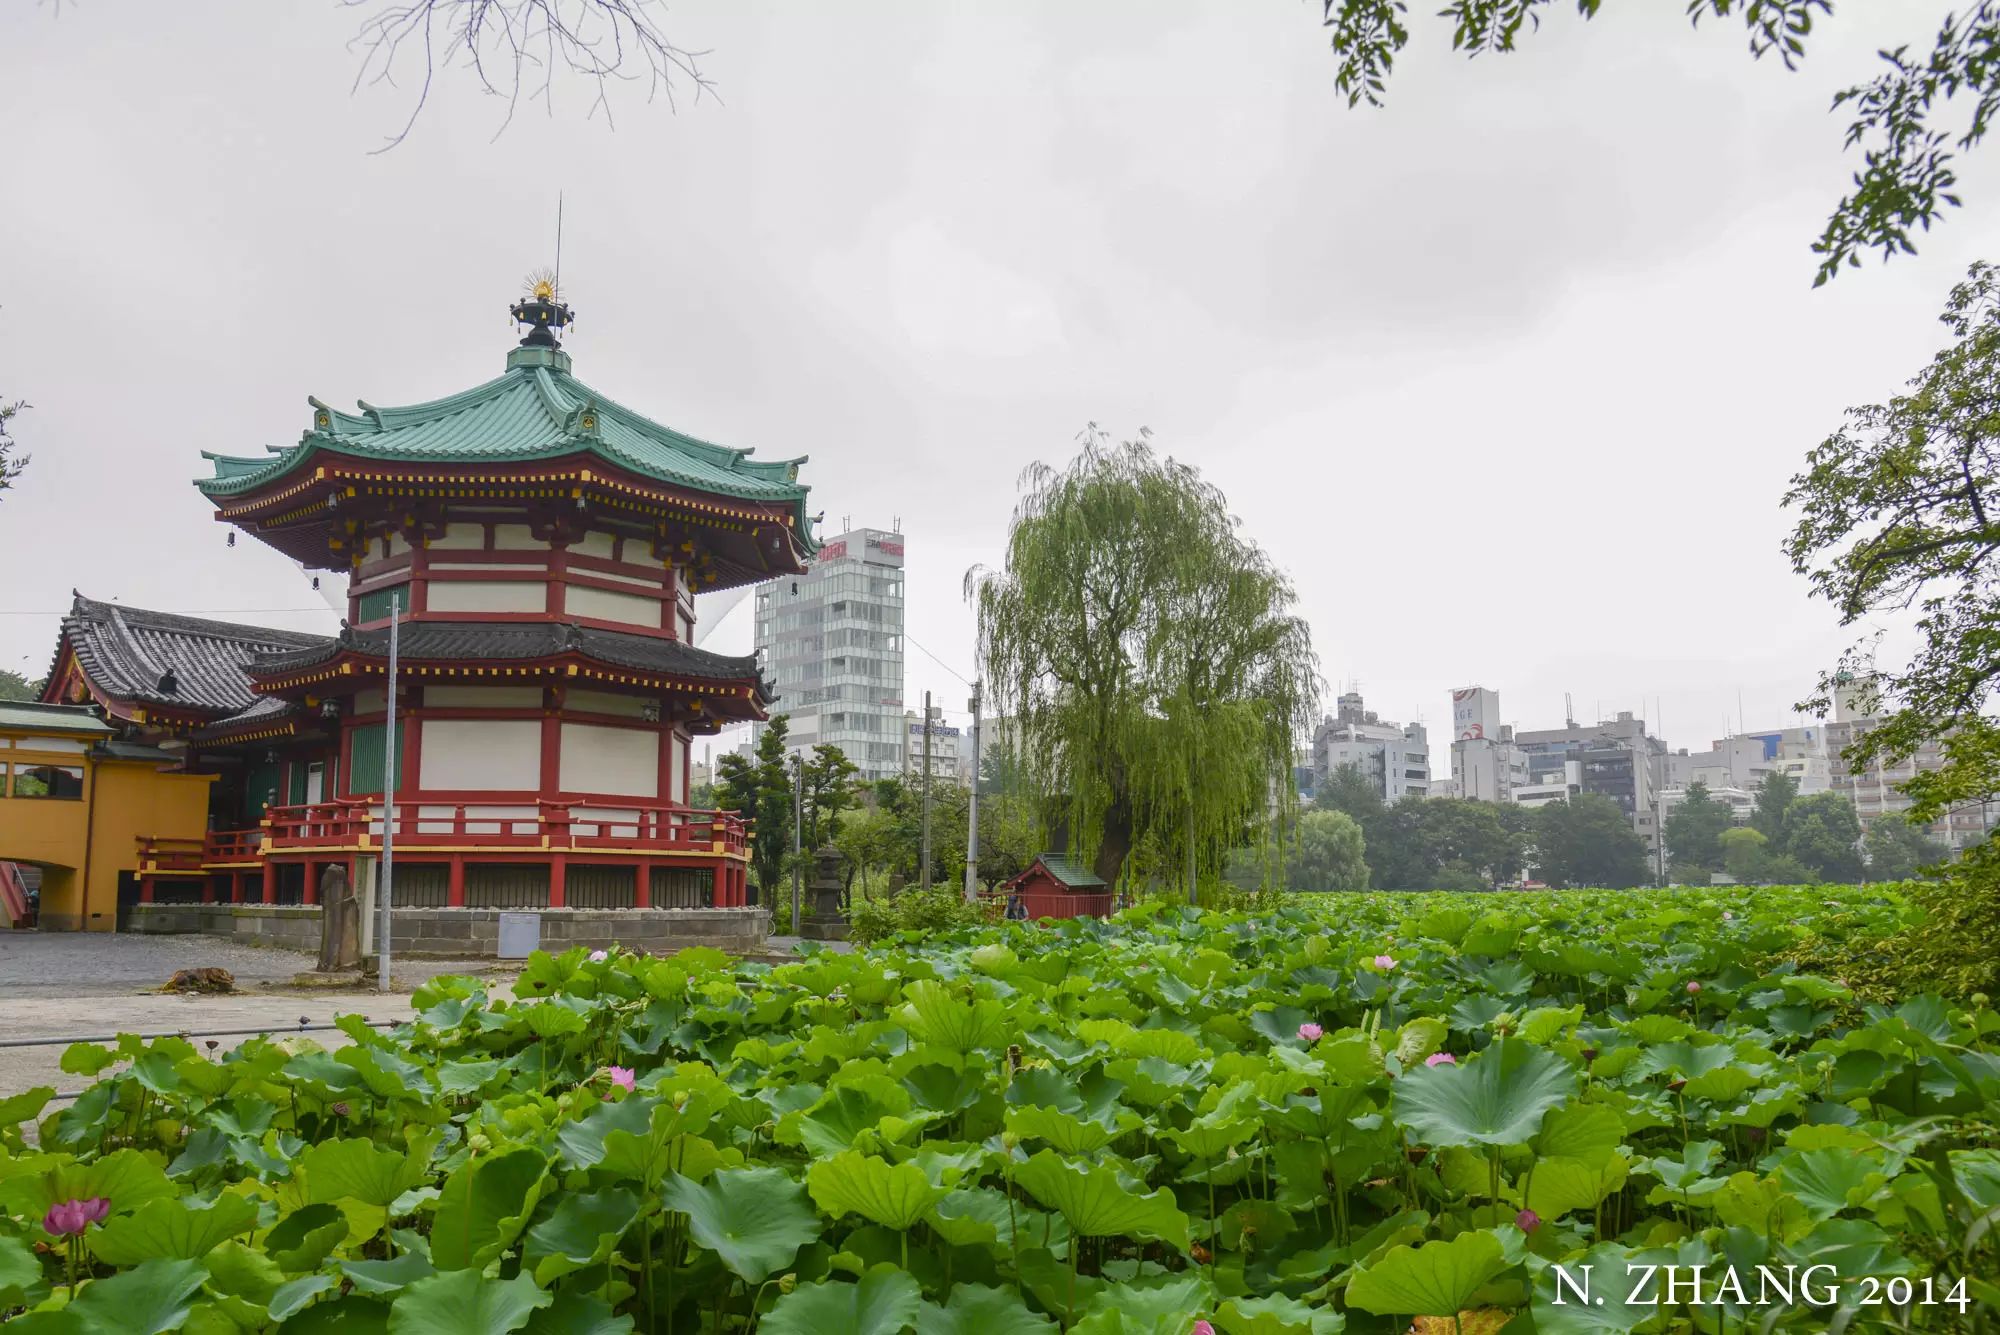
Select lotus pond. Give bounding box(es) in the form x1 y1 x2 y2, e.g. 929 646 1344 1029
1 886 1996 1333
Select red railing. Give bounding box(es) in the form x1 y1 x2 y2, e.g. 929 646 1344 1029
257 798 747 857
136 830 265 869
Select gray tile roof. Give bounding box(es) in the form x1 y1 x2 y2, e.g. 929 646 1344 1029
60 596 334 716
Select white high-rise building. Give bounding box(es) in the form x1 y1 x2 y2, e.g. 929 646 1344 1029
1313 691 1430 801
903 709 962 784
753 527 908 780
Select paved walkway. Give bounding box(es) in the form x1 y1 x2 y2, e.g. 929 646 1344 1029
0 931 840 1106
0 932 519 1106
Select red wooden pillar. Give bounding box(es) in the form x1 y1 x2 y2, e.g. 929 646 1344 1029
139 876 157 905
634 863 651 909
230 872 244 904
548 855 567 909
302 861 321 906
201 876 217 904
261 860 278 905
711 862 728 907
447 856 466 909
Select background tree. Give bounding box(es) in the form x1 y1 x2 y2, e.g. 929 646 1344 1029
1779 791 1866 881
1788 261 2000 831
797 743 860 849
1663 779 1735 878
0 671 39 703
1319 1 2000 283
969 428 1318 891
0 396 26 500
1750 770 1799 842
714 715 792 899
1533 794 1649 889
1864 812 1949 880
974 790 1039 889
1720 827 1812 886
1286 809 1370 892
1312 765 1385 822
833 803 898 904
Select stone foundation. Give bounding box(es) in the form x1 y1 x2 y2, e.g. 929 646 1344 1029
126 904 773 957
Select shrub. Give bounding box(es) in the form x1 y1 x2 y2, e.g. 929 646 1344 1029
1772 850 2000 1000
847 885 997 943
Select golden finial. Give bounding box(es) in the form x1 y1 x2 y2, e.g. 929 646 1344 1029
525 267 560 302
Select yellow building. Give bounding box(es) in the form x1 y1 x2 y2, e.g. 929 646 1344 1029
0 702 213 931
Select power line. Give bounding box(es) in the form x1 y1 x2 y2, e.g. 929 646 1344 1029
904 631 972 687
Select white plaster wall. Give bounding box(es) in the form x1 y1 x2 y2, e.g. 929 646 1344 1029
584 568 663 589
560 723 659 797
426 685 543 709
430 522 487 550
566 689 651 718
429 562 546 574
567 585 662 627
493 524 550 551
572 530 617 560
421 719 542 792
427 581 546 613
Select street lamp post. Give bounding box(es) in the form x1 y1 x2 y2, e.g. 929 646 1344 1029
377 591 401 994
791 754 803 935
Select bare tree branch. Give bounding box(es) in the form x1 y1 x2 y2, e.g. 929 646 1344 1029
340 0 715 152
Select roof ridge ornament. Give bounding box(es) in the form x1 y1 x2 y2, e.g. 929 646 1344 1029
510 269 574 352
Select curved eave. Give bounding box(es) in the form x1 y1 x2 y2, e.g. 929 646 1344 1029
207 450 812 586
248 651 772 721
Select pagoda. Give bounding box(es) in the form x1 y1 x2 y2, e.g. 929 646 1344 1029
35 279 808 939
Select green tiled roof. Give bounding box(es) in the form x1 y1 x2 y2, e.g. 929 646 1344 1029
195 346 812 526
0 702 113 736
1036 854 1107 890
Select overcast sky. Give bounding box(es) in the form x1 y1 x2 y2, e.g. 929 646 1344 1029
1 2 1990 761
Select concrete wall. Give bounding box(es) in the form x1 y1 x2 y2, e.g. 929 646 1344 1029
127 903 772 956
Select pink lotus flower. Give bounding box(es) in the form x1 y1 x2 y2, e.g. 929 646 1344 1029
588 949 609 963
1297 1022 1323 1042
1687 981 1702 995
43 1197 109 1238
1374 954 1396 970
1721 911 1734 921
1516 1208 1542 1233
1425 1052 1456 1068
1193 1322 1216 1335
602 1066 636 1094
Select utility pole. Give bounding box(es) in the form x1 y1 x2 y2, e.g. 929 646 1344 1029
377 591 400 994
790 754 803 935
920 690 933 893
964 681 982 902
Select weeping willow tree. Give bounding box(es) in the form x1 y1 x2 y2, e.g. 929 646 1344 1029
966 427 1320 893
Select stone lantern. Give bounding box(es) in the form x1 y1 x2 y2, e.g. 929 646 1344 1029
801 841 849 940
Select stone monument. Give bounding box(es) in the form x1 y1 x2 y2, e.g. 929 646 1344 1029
316 864 362 973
